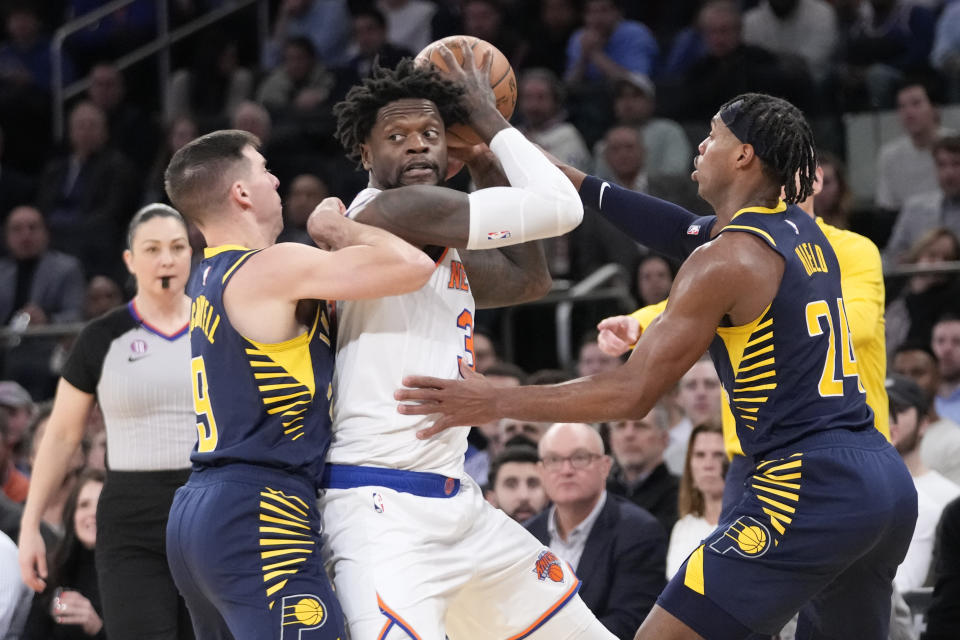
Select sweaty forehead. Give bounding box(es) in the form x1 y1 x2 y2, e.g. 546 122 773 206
375 98 441 126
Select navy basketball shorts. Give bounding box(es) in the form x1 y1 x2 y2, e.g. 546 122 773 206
658 428 918 640
166 463 345 640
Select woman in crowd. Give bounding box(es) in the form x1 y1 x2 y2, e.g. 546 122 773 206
635 253 676 308
19 204 196 639
22 468 105 639
885 227 960 357
666 423 727 578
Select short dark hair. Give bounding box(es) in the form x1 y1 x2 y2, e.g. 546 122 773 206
488 444 540 488
484 362 527 384
933 134 960 157
352 6 387 28
894 340 937 362
165 129 259 225
126 203 187 249
718 93 817 204
285 36 316 58
334 58 469 166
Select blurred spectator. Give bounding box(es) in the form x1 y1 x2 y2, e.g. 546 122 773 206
81 276 122 322
814 151 853 230
230 102 273 158
576 331 623 378
0 206 85 398
840 0 936 109
876 82 953 216
485 444 548 522
526 422 666 639
565 0 659 84
0 529 31 637
65 0 155 74
931 0 960 102
22 468 106 640
278 173 329 244
36 101 137 278
473 329 498 373
166 36 253 129
885 135 960 265
893 342 960 486
922 496 960 640
1 407 28 503
527 368 571 385
666 423 726 578
85 430 105 472
344 7 413 83
474 360 523 459
742 0 839 82
378 0 437 54
635 253 674 307
885 228 960 356
86 62 159 175
0 380 34 473
659 0 810 120
263 0 351 69
664 357 722 475
256 36 335 117
518 68 591 171
0 4 69 91
887 374 960 591
606 404 679 535
144 115 198 205
933 315 960 425
0 126 34 222
519 0 578 77
599 125 651 195
462 0 526 65
593 75 692 182
485 362 525 387
498 418 550 448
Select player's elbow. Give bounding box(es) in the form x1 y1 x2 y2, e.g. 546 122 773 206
553 185 584 234
394 251 436 293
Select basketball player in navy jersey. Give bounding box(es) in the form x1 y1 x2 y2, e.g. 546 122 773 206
397 94 918 639
162 129 434 640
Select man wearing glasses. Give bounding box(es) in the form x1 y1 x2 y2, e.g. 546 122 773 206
525 422 667 640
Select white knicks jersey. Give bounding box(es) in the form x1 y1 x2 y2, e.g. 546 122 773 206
329 187 474 477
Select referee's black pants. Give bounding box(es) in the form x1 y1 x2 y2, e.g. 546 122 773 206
96 468 194 640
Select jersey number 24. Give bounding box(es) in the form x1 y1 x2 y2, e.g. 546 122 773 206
805 298 865 398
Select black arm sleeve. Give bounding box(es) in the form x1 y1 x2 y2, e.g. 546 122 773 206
579 175 716 261
61 306 130 394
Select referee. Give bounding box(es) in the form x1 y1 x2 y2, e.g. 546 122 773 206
19 204 195 639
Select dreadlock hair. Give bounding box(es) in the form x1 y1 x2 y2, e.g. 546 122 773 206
334 58 470 167
718 93 817 205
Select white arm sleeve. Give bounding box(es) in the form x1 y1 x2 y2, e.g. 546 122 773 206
465 127 583 249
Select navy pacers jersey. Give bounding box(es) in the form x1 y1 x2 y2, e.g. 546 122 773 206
186 245 335 485
709 202 873 458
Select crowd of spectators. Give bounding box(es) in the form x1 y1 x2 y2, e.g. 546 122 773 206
3 0 960 638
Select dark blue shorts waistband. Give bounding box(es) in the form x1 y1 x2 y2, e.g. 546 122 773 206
187 462 317 497
756 426 888 462
321 464 460 498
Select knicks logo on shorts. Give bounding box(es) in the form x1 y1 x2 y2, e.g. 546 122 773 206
280 594 327 639
709 516 771 559
533 550 565 583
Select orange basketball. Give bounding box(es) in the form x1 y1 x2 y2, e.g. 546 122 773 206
415 35 517 148
547 563 564 583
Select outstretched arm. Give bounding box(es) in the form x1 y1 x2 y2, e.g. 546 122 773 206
396 234 780 434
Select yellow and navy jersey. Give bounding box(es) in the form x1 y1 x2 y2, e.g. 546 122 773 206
185 245 335 486
710 203 873 458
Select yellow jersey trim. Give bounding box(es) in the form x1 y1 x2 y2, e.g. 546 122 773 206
731 200 787 219
204 244 250 258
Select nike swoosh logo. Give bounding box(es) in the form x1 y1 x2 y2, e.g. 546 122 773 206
599 181 610 208
128 354 150 362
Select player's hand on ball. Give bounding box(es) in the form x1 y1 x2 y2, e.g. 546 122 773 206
434 40 497 117
396 360 498 436
597 315 641 356
306 197 349 251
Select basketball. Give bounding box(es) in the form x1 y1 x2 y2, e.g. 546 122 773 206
736 525 768 555
415 35 517 147
547 563 564 583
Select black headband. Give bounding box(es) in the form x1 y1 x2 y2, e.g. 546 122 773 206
719 99 774 167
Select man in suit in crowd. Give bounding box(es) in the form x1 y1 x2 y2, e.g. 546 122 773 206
605 403 679 534
525 422 666 640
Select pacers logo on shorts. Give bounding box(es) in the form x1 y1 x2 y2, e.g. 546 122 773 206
280 594 327 639
533 550 565 583
709 516 771 559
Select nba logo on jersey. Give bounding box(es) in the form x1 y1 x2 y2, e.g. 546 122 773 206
533 550 565 583
709 516 771 559
280 594 327 639
486 230 512 240
686 224 701 235
372 492 384 513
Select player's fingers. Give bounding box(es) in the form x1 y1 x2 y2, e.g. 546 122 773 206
435 43 460 72
597 331 628 357
400 375 448 390
397 402 436 416
597 315 627 331
460 37 474 68
479 48 493 76
459 359 479 379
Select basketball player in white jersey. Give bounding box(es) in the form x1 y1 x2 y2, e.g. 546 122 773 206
319 44 617 640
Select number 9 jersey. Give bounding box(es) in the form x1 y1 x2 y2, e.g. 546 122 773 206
709 202 874 459
186 245 336 484
328 188 474 479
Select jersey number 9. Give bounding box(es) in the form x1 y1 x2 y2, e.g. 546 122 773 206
191 355 220 452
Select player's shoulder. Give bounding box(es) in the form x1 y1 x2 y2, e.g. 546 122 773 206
78 304 137 343
346 187 382 219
